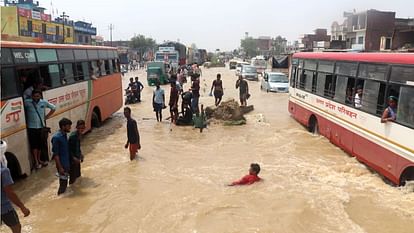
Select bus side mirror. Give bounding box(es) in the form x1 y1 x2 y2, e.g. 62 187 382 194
264 76 268 81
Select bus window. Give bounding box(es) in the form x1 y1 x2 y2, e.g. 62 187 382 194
290 66 297 88
41 64 60 88
358 63 388 81
299 71 306 89
318 61 334 73
334 76 349 104
1 48 14 65
36 49 57 63
98 60 106 76
90 61 100 78
1 68 19 99
324 75 336 98
75 62 89 81
104 60 111 74
112 59 117 73
12 49 37 64
57 49 74 62
108 60 114 74
390 66 414 84
59 63 75 85
74 49 88 60
304 60 317 70
335 62 357 77
397 86 414 128
361 80 386 115
303 70 315 92
316 73 327 96
87 50 99 60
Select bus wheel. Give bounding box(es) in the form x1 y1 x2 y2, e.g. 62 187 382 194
91 109 102 128
400 167 414 186
308 115 319 135
5 152 24 180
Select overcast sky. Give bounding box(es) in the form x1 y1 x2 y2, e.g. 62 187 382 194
43 0 414 51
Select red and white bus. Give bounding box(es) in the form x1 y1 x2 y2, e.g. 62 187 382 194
1 41 123 178
288 52 414 185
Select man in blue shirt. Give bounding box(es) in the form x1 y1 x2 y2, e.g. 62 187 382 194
52 118 72 195
1 141 30 233
24 90 56 169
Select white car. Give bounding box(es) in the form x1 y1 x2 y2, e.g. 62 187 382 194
260 72 289 93
235 61 249 76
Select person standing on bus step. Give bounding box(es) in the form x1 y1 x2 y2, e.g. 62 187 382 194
211 73 224 106
152 82 165 122
236 76 249 106
124 107 141 161
381 96 398 123
25 90 56 169
134 77 144 102
354 86 363 108
68 120 86 185
52 118 72 195
1 141 30 233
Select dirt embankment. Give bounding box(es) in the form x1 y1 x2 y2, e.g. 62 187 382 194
205 99 254 125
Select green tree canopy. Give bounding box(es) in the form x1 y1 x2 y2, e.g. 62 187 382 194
129 35 157 55
240 37 258 58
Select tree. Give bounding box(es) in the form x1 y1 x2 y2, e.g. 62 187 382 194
129 34 157 58
240 37 257 58
272 35 287 55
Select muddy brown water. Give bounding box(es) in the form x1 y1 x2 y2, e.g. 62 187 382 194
1 67 413 233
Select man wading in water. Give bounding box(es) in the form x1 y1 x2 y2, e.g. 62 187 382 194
236 76 249 106
211 73 224 106
124 107 141 161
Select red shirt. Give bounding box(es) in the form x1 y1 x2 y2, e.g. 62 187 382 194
232 174 261 185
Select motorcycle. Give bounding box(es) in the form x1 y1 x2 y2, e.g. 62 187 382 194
124 89 136 105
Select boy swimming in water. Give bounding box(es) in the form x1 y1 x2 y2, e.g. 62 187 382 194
228 163 261 186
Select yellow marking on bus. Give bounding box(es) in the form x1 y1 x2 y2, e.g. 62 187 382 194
291 96 414 155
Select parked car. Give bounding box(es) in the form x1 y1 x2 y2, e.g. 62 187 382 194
235 61 249 76
240 65 258 81
260 72 289 92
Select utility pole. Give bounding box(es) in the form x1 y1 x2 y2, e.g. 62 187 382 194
60 12 69 44
109 24 114 47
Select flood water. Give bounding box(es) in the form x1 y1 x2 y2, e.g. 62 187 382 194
2 66 414 233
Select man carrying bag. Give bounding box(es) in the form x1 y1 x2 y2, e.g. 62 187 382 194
24 90 56 169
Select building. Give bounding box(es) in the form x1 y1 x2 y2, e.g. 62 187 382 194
1 0 96 45
73 21 97 45
299 29 331 51
255 36 272 55
331 9 414 51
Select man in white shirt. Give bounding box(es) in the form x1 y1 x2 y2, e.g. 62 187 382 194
354 86 363 108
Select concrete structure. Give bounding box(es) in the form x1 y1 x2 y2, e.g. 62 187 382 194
74 21 97 45
299 29 331 51
331 9 414 51
255 36 272 55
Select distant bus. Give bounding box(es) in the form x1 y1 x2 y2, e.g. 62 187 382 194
1 41 123 178
288 52 414 185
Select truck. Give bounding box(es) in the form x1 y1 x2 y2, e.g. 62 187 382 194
251 56 267 76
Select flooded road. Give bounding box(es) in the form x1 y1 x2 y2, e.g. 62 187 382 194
2 66 414 233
